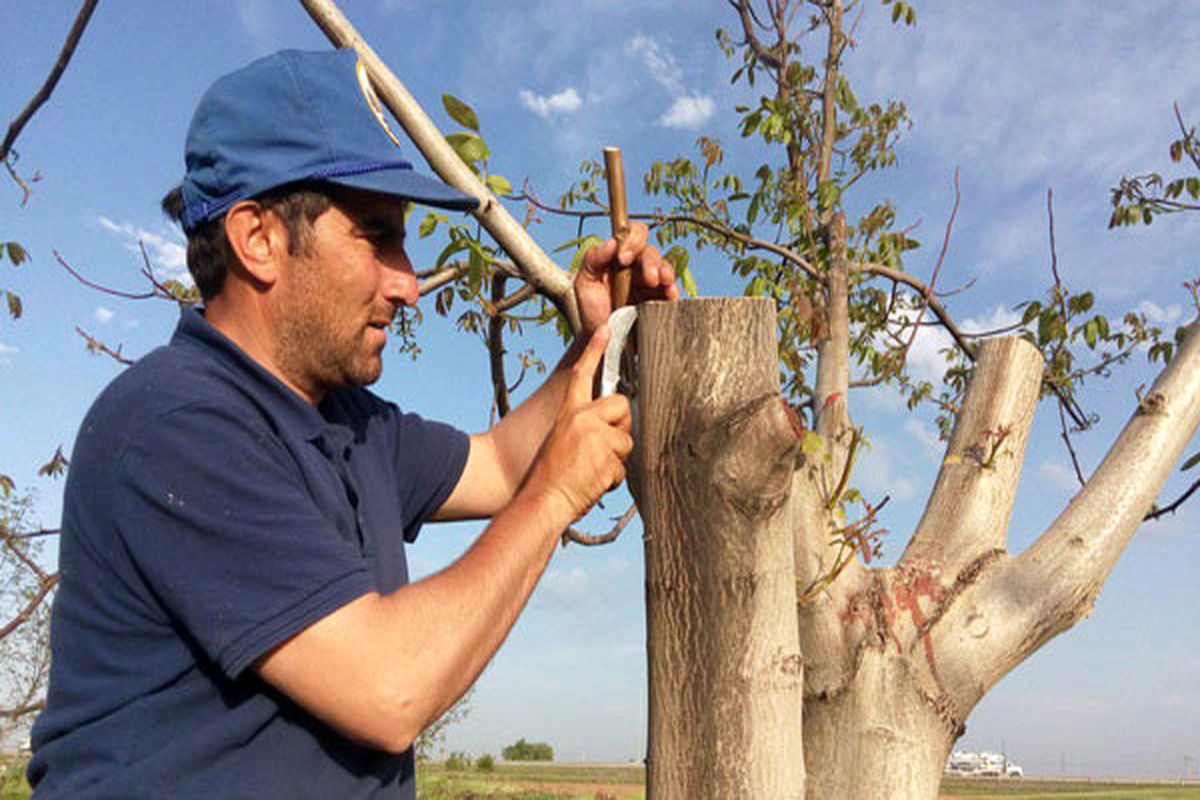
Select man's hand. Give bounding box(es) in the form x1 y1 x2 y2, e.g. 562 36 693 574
520 325 634 525
574 221 680 335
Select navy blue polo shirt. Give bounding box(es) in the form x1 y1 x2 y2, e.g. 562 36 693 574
28 307 469 799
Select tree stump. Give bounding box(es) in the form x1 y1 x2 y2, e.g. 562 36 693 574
636 297 805 799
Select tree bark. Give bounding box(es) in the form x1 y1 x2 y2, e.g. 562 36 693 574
637 298 806 799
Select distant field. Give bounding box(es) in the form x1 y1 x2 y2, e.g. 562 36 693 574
419 760 645 799
939 776 1200 799
4 758 1199 798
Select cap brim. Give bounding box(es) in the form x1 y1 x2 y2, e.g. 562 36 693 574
324 165 481 212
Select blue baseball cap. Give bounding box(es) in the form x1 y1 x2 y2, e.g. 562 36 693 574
180 48 479 232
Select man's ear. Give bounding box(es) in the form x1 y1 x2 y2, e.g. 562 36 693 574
224 200 288 287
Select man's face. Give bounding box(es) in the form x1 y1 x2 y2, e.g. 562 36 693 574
272 189 415 400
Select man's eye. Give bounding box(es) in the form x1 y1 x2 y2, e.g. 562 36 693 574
365 229 402 250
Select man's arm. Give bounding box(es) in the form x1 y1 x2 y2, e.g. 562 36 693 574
435 222 679 520
256 328 631 752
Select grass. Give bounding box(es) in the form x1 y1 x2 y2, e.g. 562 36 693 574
0 760 31 800
417 761 644 799
3 757 1197 798
939 776 1200 799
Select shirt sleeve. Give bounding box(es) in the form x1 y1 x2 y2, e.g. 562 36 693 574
113 400 374 679
392 408 470 542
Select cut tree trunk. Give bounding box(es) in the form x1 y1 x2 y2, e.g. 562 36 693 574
637 298 806 799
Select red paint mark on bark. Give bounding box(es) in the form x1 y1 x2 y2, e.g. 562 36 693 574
892 567 946 683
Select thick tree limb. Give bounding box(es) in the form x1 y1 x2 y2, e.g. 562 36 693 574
296 0 579 330
814 213 851 440
899 337 1043 573
1 0 100 162
934 319 1200 714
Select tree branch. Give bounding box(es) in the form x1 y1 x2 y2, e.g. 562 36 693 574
488 274 512 420
296 0 579 330
76 326 134 366
561 505 637 547
0 700 45 720
0 574 59 640
1 0 100 162
938 319 1200 710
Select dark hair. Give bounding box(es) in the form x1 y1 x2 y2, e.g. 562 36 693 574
161 183 333 300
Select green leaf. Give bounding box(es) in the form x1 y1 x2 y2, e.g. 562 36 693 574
0 474 13 499
467 248 485 293
434 236 471 270
442 94 480 132
5 241 29 266
418 212 447 239
1083 319 1097 349
664 245 697 297
802 430 824 457
485 173 513 196
6 291 22 319
1182 451 1200 472
445 132 490 165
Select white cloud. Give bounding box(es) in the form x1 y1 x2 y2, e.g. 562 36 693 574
903 304 1025 386
1038 460 1083 494
519 87 583 118
0 341 16 365
659 94 715 129
97 217 189 281
93 306 115 324
854 436 916 504
627 34 686 95
539 565 591 603
1138 300 1182 326
625 33 716 130
904 418 944 461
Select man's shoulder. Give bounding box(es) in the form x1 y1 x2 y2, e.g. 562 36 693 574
99 338 242 409
78 338 259 457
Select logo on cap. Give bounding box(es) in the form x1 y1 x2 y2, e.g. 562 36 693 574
355 57 403 149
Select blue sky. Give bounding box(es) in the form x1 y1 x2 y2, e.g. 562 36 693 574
3 0 1199 779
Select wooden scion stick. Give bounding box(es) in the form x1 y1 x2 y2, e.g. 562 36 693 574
604 146 632 309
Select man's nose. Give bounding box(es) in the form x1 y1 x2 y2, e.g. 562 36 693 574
381 249 419 307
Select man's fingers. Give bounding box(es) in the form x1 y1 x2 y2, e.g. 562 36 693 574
618 221 649 266
581 237 619 278
592 394 633 431
569 325 610 405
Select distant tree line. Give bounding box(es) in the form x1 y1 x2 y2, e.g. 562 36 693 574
501 738 553 762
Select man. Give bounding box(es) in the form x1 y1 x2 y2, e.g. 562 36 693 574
28 48 677 798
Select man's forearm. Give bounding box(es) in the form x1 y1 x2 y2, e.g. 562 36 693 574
258 483 572 753
486 337 587 492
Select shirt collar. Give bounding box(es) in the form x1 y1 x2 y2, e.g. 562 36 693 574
171 306 330 441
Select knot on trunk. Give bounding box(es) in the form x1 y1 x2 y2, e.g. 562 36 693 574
681 392 800 520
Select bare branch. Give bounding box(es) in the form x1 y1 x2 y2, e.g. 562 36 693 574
0 574 59 640
561 505 637 547
488 274 512 420
0 700 45 719
1146 477 1200 520
1056 397 1088 489
859 261 978 361
1 0 101 161
75 326 134 366
54 250 158 300
897 168 961 362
